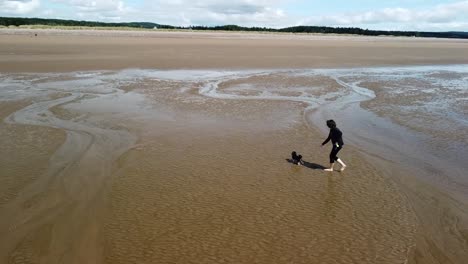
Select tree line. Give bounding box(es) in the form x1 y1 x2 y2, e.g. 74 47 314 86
1 16 467 39
0 17 175 29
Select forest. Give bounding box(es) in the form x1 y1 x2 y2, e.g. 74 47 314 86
1 17 467 39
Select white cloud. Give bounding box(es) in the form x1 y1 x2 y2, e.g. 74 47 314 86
67 0 125 12
301 1 468 31
45 0 288 27
137 0 288 27
2 0 467 31
51 0 130 20
0 0 40 15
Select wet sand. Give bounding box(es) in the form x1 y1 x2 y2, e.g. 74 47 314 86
1 29 468 264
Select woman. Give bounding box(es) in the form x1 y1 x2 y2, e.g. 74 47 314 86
321 119 347 172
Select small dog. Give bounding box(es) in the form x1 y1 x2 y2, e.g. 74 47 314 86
291 151 304 165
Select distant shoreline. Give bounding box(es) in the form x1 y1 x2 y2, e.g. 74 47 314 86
1 16 468 39
2 27 468 43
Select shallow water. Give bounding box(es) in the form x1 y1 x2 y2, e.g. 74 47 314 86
123 65 467 191
0 65 467 263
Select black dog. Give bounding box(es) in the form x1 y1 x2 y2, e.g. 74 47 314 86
291 151 304 165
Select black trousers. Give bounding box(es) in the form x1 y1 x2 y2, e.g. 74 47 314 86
329 145 343 164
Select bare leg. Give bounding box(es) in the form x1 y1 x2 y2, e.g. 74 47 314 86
337 158 347 172
324 163 335 171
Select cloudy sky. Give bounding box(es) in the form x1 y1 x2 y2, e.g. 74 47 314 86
1 0 468 31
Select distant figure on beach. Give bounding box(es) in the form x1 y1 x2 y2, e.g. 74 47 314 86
291 151 304 165
322 120 347 172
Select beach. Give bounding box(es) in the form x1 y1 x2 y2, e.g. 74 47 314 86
0 29 468 264
2 28 468 72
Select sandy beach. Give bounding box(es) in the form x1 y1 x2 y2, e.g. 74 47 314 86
1 29 468 264
1 28 468 72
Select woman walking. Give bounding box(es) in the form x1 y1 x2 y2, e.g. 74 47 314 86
321 120 347 172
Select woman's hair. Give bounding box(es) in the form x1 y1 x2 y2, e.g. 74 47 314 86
326 119 337 128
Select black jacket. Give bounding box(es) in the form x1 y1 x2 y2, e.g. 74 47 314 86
322 127 344 147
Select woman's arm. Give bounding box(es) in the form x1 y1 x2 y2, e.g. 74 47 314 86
322 131 331 145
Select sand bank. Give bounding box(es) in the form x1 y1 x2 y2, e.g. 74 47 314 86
1 28 468 72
